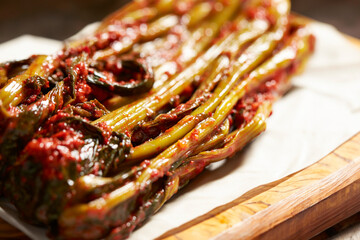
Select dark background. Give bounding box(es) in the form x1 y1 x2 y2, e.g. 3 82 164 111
0 0 359 44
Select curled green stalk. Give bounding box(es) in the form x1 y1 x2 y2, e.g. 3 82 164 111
128 24 297 207
87 59 155 96
106 101 264 239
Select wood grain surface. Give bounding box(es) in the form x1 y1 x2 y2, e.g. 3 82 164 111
158 132 360 240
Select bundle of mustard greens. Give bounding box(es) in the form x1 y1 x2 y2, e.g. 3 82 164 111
0 0 315 239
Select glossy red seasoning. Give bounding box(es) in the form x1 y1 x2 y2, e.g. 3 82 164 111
24 114 85 180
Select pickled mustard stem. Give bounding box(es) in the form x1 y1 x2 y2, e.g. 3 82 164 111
59 23 272 231
135 24 311 193
137 92 211 132
102 15 269 127
128 22 278 162
176 103 271 178
140 0 217 42
107 106 261 239
190 54 231 100
93 14 175 60
59 1 294 236
173 0 239 66
69 112 234 210
140 14 179 42
93 0 211 60
153 0 241 87
72 118 227 201
103 46 224 111
185 28 315 164
106 176 179 240
127 31 290 198
85 0 291 204
97 0 154 32
93 10 249 126
92 21 250 130
190 118 230 156
95 18 268 136
126 56 230 152
135 53 268 184
69 2 157 48
121 7 158 25
71 165 142 204
185 1 213 27
132 0 221 67
0 55 56 108
97 0 175 33
73 101 220 200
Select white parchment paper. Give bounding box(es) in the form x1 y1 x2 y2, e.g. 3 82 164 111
1 22 360 239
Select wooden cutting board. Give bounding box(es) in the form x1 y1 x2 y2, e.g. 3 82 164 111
1 20 360 240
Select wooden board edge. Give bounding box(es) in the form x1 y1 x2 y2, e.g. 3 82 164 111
214 155 360 239
158 132 360 240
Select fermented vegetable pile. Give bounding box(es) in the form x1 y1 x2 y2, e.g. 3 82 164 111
0 0 315 239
